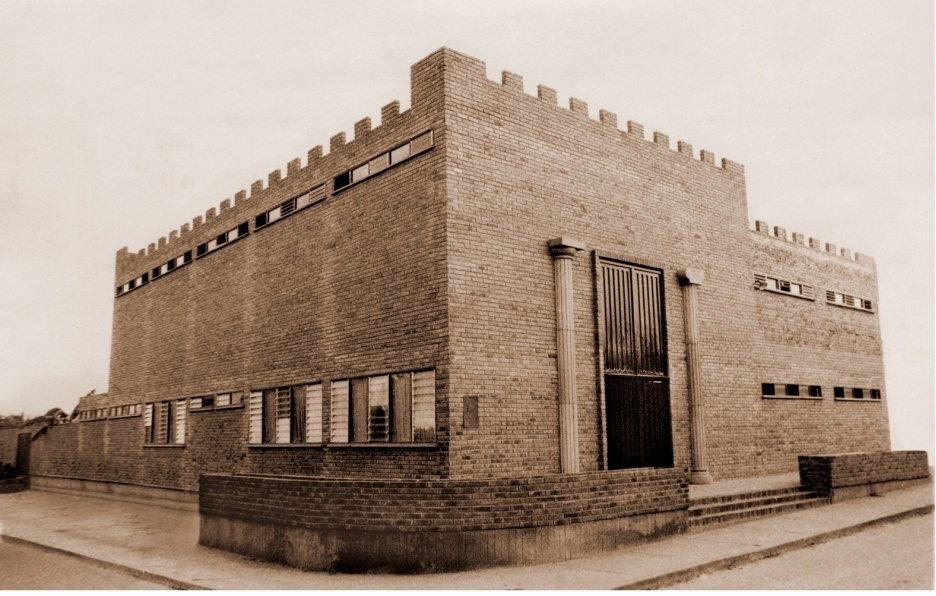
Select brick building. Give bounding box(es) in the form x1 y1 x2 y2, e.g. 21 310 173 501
24 48 892 571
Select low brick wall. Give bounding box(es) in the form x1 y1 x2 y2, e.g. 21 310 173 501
0 476 27 493
799 450 930 501
199 467 689 572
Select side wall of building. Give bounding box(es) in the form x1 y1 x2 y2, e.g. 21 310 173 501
438 50 754 479
438 49 891 480
44 51 454 487
723 231 890 474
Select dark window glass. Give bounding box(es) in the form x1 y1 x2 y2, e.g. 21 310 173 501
202 396 215 409
152 267 160 278
141 273 148 283
256 212 268 227
852 388 864 399
290 386 306 443
238 222 249 235
196 243 207 257
834 387 845 398
167 259 176 271
350 378 369 443
871 389 881 400
785 384 800 397
808 385 822 397
334 171 351 190
184 251 192 263
128 279 135 289
761 383 775 396
216 233 227 245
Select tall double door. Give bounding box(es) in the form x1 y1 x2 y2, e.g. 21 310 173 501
600 260 674 470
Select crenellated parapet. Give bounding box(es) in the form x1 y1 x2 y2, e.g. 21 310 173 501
490 66 745 176
752 220 874 267
114 60 446 286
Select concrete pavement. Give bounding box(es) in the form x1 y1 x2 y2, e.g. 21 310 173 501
0 482 931 590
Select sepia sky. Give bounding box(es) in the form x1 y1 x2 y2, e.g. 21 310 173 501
0 0 932 456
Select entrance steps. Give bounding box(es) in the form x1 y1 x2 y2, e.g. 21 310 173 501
688 485 830 531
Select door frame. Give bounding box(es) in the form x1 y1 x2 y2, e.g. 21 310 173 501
592 250 672 470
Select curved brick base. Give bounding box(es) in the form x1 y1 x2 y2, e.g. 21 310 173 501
200 508 686 573
198 468 689 572
0 476 27 493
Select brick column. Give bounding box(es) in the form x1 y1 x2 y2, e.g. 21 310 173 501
677 268 713 484
547 237 585 474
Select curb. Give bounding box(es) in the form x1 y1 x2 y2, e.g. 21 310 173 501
615 504 934 590
0 534 209 590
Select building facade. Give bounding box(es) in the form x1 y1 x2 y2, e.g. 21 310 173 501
23 48 892 570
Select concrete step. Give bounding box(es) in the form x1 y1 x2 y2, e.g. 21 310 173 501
691 485 805 507
689 490 822 517
689 496 831 531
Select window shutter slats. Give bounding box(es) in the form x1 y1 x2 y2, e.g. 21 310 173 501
411 370 436 443
248 391 263 444
330 380 349 443
275 387 291 444
175 398 186 444
306 383 323 443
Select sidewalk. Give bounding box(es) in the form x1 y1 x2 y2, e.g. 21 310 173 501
0 482 932 590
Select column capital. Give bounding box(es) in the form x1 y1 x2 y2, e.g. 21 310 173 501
547 237 586 259
677 268 705 286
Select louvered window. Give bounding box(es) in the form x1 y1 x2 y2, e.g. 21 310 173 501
333 131 434 193
254 186 324 230
826 290 874 312
331 369 436 444
248 384 323 444
754 273 814 300
143 399 185 444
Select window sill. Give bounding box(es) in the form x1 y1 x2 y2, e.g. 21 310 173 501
326 442 438 449
248 443 325 449
761 395 823 401
835 398 882 402
143 444 186 449
109 413 142 420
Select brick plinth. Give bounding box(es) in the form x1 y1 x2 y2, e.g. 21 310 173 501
199 468 689 572
799 451 930 501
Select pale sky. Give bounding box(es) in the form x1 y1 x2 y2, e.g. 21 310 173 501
0 0 932 457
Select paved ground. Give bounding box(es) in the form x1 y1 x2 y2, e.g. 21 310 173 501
0 482 931 589
0 539 163 590
672 513 934 590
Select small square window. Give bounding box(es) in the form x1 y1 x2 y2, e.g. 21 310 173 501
238 222 249 236
351 164 369 184
256 212 268 227
852 388 864 399
202 395 215 409
761 383 775 396
196 243 207 257
152 267 160 278
334 171 351 190
128 279 136 289
790 283 802 295
166 261 174 272
834 387 845 398
808 385 822 397
785 384 800 397
184 251 193 263
870 389 881 400
141 273 149 283
216 233 227 245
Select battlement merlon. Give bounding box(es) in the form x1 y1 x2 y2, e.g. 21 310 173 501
115 46 746 283
752 219 875 268
410 47 745 177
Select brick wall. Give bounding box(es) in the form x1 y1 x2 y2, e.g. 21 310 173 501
200 466 687 532
104 53 451 480
30 401 444 492
799 450 929 493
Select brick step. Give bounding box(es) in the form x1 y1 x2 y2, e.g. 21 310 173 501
689 496 831 531
689 490 821 517
690 485 806 507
